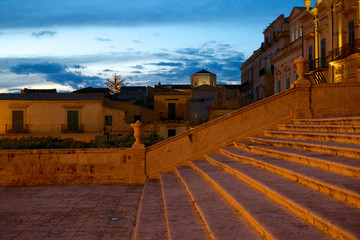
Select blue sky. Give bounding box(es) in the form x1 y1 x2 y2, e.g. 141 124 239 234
0 0 311 93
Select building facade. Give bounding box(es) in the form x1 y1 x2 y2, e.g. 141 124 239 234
240 15 290 101
273 0 360 94
0 92 131 141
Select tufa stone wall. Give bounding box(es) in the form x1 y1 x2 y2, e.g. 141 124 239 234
0 148 145 185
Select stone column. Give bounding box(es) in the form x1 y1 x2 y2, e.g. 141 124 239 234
293 56 313 119
131 120 145 149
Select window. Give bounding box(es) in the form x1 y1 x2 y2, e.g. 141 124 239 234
168 103 176 120
292 32 295 42
277 79 281 93
67 111 79 131
308 45 313 62
12 110 24 130
286 77 290 90
349 20 355 53
168 129 176 138
134 115 141 122
105 115 112 126
300 25 303 37
321 38 326 68
349 20 355 43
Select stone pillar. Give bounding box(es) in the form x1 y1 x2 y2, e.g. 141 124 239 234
128 148 146 184
293 56 313 119
131 120 145 149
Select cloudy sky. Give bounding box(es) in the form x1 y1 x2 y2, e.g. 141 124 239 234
0 0 311 93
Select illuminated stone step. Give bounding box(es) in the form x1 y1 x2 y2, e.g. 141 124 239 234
160 172 210 240
204 154 360 240
249 136 360 160
189 160 332 240
278 124 360 133
263 130 360 145
133 179 168 240
220 147 360 209
292 116 360 125
233 141 360 179
176 166 262 240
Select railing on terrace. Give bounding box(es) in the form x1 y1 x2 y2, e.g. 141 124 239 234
5 124 29 133
330 39 360 61
61 124 84 133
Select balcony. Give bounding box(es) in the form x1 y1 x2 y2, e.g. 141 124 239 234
157 113 189 125
309 58 328 71
330 39 360 62
62 124 84 133
5 124 29 133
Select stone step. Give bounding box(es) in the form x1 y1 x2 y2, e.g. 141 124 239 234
292 116 360 125
249 136 360 160
220 147 360 209
205 154 360 240
176 166 262 240
160 172 210 240
190 159 333 240
133 180 168 240
278 124 360 133
233 141 360 179
263 130 360 145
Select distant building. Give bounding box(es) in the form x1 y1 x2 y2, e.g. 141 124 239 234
240 14 290 101
154 91 191 138
191 69 217 87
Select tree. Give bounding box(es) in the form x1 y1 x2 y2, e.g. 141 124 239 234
106 74 125 94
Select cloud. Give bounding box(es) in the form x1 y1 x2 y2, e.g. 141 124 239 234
9 62 104 89
132 40 143 44
150 62 183 67
96 37 112 42
1 41 245 90
142 41 245 84
31 30 57 37
10 62 64 74
132 65 144 70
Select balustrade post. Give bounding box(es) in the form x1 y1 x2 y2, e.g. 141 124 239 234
293 56 313 119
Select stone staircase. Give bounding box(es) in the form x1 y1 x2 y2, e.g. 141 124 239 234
133 116 360 240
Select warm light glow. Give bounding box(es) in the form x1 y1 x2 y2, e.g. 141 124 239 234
305 0 311 10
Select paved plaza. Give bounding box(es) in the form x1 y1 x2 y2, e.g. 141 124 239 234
0 184 143 240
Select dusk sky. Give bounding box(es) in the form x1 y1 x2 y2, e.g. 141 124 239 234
0 0 313 93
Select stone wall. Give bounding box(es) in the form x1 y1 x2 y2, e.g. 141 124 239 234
311 83 360 117
0 148 145 185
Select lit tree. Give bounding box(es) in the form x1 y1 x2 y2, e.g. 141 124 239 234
106 74 125 94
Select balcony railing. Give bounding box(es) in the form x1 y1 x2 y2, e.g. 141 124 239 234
309 58 328 71
5 124 29 133
157 113 189 124
330 39 360 61
62 124 84 133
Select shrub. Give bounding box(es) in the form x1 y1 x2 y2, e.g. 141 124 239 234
0 133 164 149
